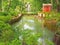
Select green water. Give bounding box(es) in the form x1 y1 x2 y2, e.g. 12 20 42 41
12 15 54 45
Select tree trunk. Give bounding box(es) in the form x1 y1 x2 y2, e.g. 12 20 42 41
56 0 60 12
57 4 60 12
51 0 53 4
56 0 59 5
7 0 11 11
2 0 4 12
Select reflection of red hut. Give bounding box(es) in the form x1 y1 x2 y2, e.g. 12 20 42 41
43 4 52 12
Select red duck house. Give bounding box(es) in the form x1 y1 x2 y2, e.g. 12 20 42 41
43 4 52 12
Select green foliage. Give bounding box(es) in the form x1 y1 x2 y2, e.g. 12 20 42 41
0 21 11 30
8 8 19 16
0 0 57 45
0 16 12 23
0 12 8 16
10 38 22 45
0 21 14 42
0 0 59 13
0 42 5 45
45 39 54 45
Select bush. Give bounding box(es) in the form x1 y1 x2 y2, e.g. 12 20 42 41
0 16 12 23
0 12 8 16
0 21 14 42
11 38 22 45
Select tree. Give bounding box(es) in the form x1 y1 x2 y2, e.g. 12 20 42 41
56 0 59 5
56 0 60 12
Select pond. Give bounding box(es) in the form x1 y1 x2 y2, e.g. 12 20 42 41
12 15 54 45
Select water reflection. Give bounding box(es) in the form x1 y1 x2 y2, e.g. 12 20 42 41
12 15 54 45
24 24 34 30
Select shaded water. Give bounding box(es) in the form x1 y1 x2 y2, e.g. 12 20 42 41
12 15 54 45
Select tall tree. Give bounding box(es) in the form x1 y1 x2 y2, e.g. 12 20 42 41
2 0 4 12
56 0 60 12
56 0 59 5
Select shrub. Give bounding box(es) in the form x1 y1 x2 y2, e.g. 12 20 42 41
0 16 12 23
0 21 14 42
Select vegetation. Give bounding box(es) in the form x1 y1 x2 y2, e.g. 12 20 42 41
0 0 60 45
